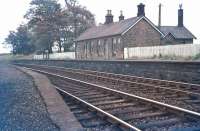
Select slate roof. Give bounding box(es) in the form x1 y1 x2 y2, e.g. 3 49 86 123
160 26 196 39
76 17 141 41
76 16 196 42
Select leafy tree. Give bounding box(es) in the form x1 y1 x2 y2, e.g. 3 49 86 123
25 0 61 53
5 25 34 55
61 0 95 52
4 0 96 54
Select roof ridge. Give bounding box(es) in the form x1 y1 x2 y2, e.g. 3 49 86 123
160 26 196 39
160 26 177 27
76 16 141 41
100 16 139 26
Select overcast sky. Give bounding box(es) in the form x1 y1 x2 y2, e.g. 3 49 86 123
0 0 199 53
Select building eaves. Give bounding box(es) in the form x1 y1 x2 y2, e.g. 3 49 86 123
160 26 196 39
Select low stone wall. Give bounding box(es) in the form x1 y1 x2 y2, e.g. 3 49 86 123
13 60 200 85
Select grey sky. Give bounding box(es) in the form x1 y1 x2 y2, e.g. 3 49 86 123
0 0 199 53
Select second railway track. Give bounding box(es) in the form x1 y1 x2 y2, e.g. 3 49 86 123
14 63 200 131
15 63 200 113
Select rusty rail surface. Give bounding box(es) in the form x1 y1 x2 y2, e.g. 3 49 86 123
14 64 200 131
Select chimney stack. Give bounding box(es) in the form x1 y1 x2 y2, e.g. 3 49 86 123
137 3 145 17
178 4 184 27
158 3 162 28
119 10 124 21
105 10 113 24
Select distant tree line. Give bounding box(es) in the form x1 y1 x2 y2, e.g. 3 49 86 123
4 0 95 55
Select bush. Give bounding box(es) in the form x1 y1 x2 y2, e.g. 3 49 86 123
35 50 43 55
192 53 200 60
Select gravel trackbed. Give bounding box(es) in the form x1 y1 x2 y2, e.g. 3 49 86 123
0 63 59 131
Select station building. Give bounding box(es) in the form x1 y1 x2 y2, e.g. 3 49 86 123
75 3 196 60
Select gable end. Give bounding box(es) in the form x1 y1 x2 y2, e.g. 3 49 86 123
122 16 164 37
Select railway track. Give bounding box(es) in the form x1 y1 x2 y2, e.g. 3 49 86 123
15 64 200 131
58 89 123 131
15 63 200 113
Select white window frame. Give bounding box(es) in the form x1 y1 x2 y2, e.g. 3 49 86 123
118 38 121 44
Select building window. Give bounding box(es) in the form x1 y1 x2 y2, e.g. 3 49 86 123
88 41 91 55
117 38 121 44
112 38 116 56
91 41 94 53
84 43 87 58
97 40 101 56
111 38 114 56
103 39 107 55
113 38 117 44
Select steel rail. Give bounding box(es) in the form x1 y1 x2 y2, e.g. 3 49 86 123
49 67 200 96
17 65 141 131
15 63 200 96
15 63 200 88
55 86 141 131
19 65 200 119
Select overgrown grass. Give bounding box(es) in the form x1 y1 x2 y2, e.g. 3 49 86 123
0 54 34 62
192 53 200 60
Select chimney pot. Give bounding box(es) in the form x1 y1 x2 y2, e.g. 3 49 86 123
119 10 125 21
178 4 184 27
137 3 145 17
105 10 114 24
107 10 109 14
